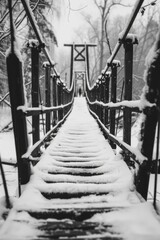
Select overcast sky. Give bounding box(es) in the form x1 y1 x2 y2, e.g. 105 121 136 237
56 0 134 46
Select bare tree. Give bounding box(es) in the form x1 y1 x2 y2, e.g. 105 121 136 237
93 0 132 73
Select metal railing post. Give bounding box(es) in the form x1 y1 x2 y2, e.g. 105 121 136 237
101 77 105 124
104 72 111 126
93 86 96 113
123 35 138 145
100 79 104 122
44 63 51 133
30 41 41 144
95 83 98 115
52 75 58 127
61 85 64 118
97 82 100 117
6 52 30 188
57 82 63 121
109 60 120 149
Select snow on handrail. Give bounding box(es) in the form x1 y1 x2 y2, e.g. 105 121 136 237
17 101 73 116
22 106 73 160
88 107 146 165
86 94 156 111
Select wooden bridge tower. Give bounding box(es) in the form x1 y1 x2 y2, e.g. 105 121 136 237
64 43 96 95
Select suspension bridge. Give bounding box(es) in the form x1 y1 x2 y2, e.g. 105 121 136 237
0 0 160 239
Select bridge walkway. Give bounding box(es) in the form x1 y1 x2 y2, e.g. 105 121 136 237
1 98 160 240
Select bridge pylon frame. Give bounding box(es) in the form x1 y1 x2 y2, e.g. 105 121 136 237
64 43 97 88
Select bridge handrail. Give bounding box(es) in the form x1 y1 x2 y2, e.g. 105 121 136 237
3 0 75 194
89 107 146 165
86 90 157 112
22 100 74 161
86 94 139 112
17 101 73 116
85 0 160 203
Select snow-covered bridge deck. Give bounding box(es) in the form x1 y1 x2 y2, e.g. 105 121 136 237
1 98 160 240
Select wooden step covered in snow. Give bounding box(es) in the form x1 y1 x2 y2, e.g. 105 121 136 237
1 98 160 240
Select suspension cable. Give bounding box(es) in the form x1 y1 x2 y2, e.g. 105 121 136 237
102 0 144 75
153 111 160 209
0 0 18 24
8 0 15 54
